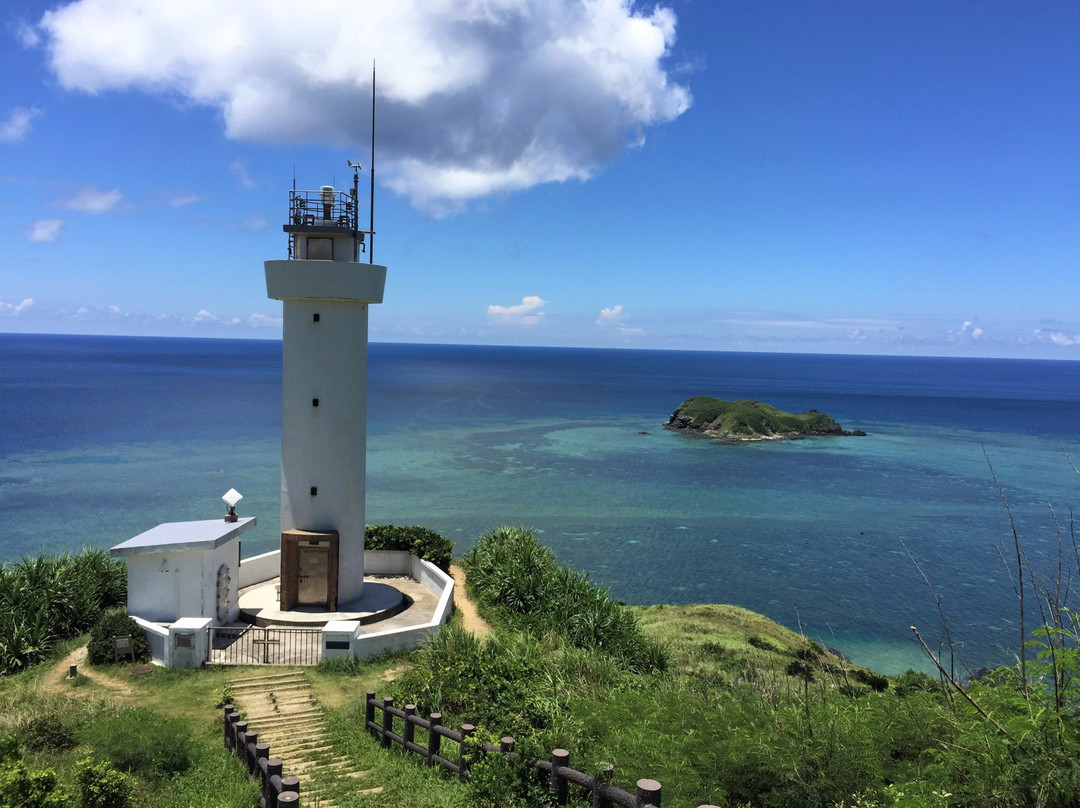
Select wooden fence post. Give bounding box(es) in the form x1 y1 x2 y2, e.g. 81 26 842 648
381 696 394 748
551 749 570 805
233 720 248 755
276 791 299 807
243 731 258 777
365 690 376 731
223 705 235 750
593 762 614 808
428 713 442 765
403 704 416 749
459 724 475 782
500 736 515 755
280 775 300 803
636 778 661 807
264 759 283 808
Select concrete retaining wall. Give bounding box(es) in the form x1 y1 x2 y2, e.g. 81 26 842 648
132 617 170 666
238 549 280 588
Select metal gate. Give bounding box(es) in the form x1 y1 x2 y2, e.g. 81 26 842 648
207 626 323 666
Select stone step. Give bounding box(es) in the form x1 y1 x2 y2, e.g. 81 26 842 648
226 672 381 804
251 722 327 740
276 743 335 758
287 758 356 776
239 710 319 724
231 691 312 704
227 673 308 688
236 721 324 730
230 685 311 697
239 697 318 710
240 714 323 729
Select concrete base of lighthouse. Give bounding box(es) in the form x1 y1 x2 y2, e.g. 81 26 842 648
236 572 437 628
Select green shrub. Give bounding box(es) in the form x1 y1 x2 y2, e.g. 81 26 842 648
464 732 550 808
747 634 781 653
86 609 149 666
365 524 454 572
892 669 942 697
75 758 132 808
0 550 127 676
80 708 191 778
17 715 76 754
461 526 666 673
0 736 66 808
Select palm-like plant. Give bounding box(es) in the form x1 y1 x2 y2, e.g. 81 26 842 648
0 549 128 675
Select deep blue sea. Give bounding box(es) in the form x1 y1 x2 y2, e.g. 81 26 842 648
4 333 1080 675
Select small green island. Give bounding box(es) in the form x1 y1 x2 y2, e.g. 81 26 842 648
665 395 866 442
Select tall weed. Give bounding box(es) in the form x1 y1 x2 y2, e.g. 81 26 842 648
461 526 666 672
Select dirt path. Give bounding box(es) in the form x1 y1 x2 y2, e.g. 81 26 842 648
450 563 491 637
40 645 134 699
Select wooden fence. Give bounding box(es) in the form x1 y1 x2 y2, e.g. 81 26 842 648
224 705 301 808
364 690 722 808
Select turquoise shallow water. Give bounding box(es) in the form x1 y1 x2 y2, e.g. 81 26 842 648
4 334 1080 675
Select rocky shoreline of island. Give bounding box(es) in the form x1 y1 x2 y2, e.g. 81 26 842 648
664 395 866 443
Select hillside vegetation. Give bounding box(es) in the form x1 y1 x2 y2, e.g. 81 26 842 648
665 396 864 441
383 526 1080 808
6 525 1080 807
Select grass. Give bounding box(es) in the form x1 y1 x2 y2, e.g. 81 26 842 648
0 650 260 807
5 521 1078 808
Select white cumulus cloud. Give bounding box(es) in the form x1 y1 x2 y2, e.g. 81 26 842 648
55 185 122 213
950 320 985 342
487 295 547 326
28 218 64 242
0 298 34 315
596 304 627 327
36 0 691 213
596 304 644 335
1034 329 1080 347
249 313 283 328
0 107 43 143
192 309 240 326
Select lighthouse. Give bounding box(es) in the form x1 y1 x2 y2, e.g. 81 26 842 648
265 170 385 611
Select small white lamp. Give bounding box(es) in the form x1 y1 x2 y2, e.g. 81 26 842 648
222 488 243 522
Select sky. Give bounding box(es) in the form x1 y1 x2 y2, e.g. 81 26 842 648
1 0 1078 359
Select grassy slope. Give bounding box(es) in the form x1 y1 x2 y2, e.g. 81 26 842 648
670 396 844 438
2 599 905 808
636 602 833 675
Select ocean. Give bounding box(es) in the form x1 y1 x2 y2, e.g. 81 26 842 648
3 332 1080 676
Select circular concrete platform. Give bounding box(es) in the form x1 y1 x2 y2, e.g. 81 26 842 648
238 578 410 627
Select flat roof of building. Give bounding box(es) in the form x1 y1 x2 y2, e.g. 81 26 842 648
110 517 257 557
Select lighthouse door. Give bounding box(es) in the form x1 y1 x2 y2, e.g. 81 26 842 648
298 546 329 606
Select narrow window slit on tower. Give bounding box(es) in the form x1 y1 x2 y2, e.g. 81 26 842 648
310 486 318 496
312 398 319 407
313 313 320 322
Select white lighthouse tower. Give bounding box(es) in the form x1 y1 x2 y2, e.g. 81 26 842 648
265 170 384 611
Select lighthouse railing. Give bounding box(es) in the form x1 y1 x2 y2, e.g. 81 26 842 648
287 188 371 233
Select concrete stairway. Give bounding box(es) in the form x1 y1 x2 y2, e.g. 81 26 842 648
228 671 382 807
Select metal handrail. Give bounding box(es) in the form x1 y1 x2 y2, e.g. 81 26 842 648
287 188 371 233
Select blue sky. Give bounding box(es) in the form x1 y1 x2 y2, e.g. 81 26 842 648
2 1 1078 358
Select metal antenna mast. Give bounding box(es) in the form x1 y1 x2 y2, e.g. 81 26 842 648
369 62 376 264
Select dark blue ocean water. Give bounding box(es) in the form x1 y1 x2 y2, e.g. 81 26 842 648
4 333 1080 675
